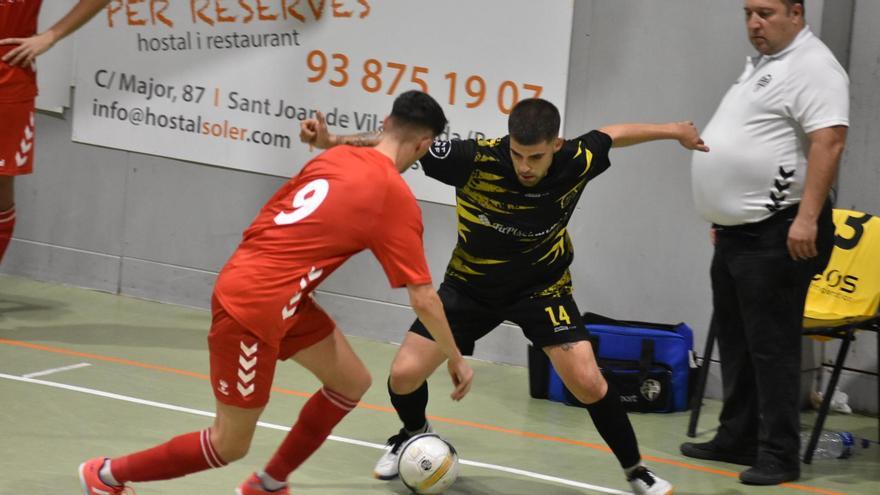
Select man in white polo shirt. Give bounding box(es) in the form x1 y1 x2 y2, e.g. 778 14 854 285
680 0 848 486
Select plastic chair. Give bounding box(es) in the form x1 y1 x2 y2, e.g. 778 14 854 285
687 209 880 465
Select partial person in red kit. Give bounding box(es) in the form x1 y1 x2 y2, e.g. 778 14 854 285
0 0 112 262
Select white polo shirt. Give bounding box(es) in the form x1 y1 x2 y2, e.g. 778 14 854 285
691 27 849 226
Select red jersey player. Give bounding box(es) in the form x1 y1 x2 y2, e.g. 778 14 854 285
78 90 474 495
0 0 111 263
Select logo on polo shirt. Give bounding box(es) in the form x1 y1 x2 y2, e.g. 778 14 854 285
765 166 795 212
754 74 773 91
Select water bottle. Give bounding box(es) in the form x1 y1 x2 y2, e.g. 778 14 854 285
800 431 854 459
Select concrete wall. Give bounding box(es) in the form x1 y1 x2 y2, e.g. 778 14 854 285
3 0 876 413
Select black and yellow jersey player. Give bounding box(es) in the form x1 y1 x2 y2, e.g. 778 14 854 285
300 97 708 495
421 129 610 306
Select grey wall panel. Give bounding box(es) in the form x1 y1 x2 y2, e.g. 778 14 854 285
819 0 855 66
566 0 748 351
120 257 215 309
822 330 877 374
817 331 878 414
828 0 880 414
320 199 457 307
317 290 529 367
121 154 285 271
315 291 415 345
0 240 119 293
838 0 880 214
469 323 529 367
15 112 128 254
833 369 878 414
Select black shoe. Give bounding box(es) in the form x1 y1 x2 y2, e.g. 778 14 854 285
739 462 799 485
680 441 757 466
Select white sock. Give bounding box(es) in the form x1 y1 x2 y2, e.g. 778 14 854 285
99 459 122 487
257 470 287 491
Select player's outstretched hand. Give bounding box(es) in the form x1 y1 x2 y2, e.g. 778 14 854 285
447 356 473 401
299 111 333 150
0 32 54 68
676 121 710 152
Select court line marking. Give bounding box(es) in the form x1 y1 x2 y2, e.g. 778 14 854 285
0 338 848 495
0 372 629 495
22 362 92 378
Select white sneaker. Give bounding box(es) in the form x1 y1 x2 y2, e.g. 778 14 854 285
627 466 673 495
373 424 432 480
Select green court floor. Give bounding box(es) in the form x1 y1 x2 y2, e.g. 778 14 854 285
1 274 878 494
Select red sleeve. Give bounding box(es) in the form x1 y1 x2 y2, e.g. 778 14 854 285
369 179 433 288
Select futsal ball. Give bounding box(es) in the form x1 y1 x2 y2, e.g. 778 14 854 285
397 433 460 494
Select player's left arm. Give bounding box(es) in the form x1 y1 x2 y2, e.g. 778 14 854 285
598 121 709 152
299 111 381 150
0 0 112 67
787 125 848 260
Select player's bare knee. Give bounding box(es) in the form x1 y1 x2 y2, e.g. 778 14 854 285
570 370 607 404
388 362 423 394
349 369 373 399
210 429 252 462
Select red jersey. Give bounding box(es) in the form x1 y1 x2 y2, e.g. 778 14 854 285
215 146 432 340
0 0 41 102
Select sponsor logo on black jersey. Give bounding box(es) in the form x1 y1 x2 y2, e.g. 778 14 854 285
429 140 452 159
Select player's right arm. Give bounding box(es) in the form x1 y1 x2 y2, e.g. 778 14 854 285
301 111 476 187
406 283 474 401
299 111 381 149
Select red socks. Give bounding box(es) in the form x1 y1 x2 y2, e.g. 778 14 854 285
0 206 14 263
264 387 358 481
107 387 357 485
110 429 226 483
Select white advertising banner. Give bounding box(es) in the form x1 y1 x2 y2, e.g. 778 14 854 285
36 0 76 112
72 0 574 205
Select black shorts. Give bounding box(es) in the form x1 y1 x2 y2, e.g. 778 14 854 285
409 282 590 354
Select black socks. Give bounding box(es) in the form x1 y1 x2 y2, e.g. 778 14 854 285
586 383 641 469
388 378 429 432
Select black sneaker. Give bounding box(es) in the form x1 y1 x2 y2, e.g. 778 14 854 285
739 462 799 485
680 440 757 466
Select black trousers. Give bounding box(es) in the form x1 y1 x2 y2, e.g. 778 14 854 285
710 202 834 469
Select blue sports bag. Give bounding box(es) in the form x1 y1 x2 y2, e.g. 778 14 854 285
528 313 695 412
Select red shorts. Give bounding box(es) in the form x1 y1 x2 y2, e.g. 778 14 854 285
0 100 35 176
208 292 336 408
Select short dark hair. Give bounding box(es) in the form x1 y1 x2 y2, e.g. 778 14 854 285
508 98 560 145
390 90 447 136
782 0 805 14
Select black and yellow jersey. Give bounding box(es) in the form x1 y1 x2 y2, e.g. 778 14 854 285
420 131 612 306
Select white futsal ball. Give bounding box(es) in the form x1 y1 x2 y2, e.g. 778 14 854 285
397 433 460 494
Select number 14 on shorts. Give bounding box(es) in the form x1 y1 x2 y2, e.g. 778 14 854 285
544 305 571 327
